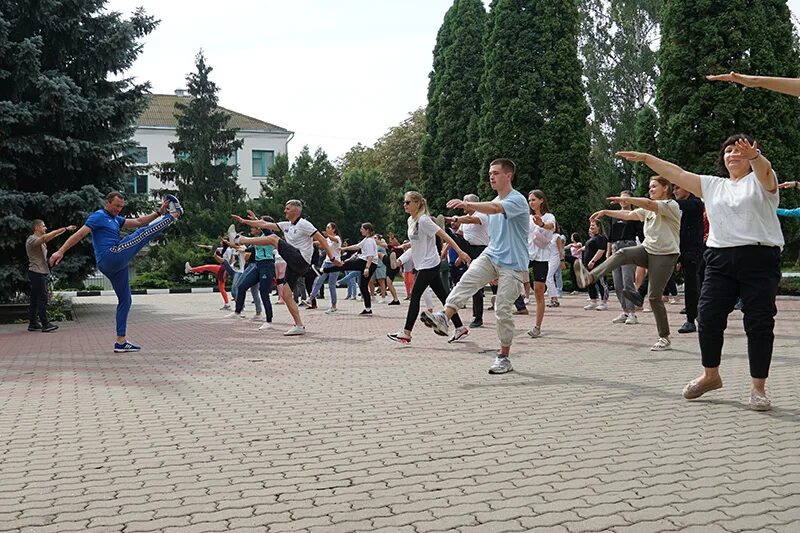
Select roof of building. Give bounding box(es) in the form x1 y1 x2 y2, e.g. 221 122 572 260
135 94 292 134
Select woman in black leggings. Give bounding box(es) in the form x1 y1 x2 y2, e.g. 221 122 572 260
323 223 379 315
387 191 471 344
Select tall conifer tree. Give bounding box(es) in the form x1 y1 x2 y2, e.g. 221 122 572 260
0 1 157 300
420 0 486 209
477 0 593 231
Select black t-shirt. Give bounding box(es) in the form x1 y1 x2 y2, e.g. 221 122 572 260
675 195 704 256
583 235 608 266
609 219 644 243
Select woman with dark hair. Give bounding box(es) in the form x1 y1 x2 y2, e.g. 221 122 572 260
617 134 782 410
575 176 681 351
307 222 342 314
579 219 610 312
323 222 380 315
566 232 582 294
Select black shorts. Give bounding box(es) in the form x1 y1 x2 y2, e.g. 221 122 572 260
278 239 310 290
529 260 549 283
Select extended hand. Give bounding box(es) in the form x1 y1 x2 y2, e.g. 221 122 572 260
246 209 257 220
231 214 245 223
606 197 629 205
65 225 77 232
735 138 759 160
159 198 170 215
706 71 758 87
778 181 798 190
590 210 606 221
616 151 648 162
49 250 64 266
446 199 467 211
459 251 472 265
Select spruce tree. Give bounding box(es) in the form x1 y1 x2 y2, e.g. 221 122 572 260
420 0 486 210
0 1 157 300
657 0 800 178
158 51 245 211
633 104 659 196
477 0 593 233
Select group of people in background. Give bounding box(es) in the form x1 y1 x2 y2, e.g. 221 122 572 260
27 69 800 411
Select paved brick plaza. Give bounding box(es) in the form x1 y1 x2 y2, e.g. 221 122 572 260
1 291 799 533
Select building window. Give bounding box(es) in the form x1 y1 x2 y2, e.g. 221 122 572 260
124 174 149 195
252 150 275 177
215 151 239 177
129 146 148 164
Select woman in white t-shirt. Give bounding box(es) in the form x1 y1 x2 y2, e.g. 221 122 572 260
323 222 379 315
308 222 342 314
576 176 681 352
513 190 556 339
545 227 566 307
387 191 471 344
618 134 783 411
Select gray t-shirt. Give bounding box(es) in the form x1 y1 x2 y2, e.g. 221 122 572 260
26 235 49 274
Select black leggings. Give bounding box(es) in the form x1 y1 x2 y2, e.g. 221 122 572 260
324 257 378 309
405 266 463 332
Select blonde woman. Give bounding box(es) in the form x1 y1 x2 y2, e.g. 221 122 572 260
575 177 681 351
388 192 471 344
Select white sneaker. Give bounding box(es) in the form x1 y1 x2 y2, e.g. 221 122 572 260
523 298 530 306
611 313 628 324
583 302 598 310
224 312 246 319
488 356 513 374
258 322 272 330
219 304 231 310
420 310 449 337
625 314 639 325
574 260 593 288
595 303 608 311
185 261 192 274
650 337 672 351
283 325 306 336
527 326 541 338
227 224 238 245
324 308 338 315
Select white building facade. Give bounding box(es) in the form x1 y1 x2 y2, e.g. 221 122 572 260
129 93 293 198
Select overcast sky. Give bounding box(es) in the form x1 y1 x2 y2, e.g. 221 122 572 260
107 0 800 160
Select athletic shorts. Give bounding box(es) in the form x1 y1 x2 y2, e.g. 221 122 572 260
277 239 310 290
530 260 549 283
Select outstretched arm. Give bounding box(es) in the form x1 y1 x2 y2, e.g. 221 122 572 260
447 198 504 215
49 225 92 266
231 214 280 232
707 72 800 97
313 232 343 265
616 152 704 197
123 199 169 229
436 229 471 264
591 209 642 222
34 225 77 246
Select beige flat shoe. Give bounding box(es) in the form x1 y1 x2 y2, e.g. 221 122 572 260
682 377 723 400
749 391 771 411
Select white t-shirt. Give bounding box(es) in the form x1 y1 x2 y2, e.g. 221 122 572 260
549 234 565 259
278 218 319 264
357 236 379 261
327 236 342 261
528 213 556 262
632 200 682 255
461 212 490 246
700 172 784 249
408 214 442 270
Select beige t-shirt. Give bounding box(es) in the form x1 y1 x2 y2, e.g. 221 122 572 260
632 200 682 255
26 235 50 274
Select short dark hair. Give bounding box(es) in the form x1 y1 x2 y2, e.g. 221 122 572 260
105 191 125 203
31 219 44 230
490 158 516 176
717 133 756 176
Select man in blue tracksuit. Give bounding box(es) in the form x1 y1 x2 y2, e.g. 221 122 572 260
49 191 183 353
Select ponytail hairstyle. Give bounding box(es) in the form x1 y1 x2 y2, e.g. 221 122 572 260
528 189 550 215
361 222 375 236
651 175 674 199
327 222 339 235
404 191 430 222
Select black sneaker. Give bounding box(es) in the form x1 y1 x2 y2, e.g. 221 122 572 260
469 319 483 328
28 323 42 332
359 309 373 316
623 289 644 308
388 300 401 306
679 307 687 315
41 323 59 333
678 321 696 334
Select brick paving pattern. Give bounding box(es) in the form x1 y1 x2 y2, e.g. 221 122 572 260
1 291 798 532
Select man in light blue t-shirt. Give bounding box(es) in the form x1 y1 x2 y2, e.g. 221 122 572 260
419 158 530 375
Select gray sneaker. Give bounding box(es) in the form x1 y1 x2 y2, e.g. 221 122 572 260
488 356 513 374
283 325 306 336
420 310 449 337
574 259 593 288
448 326 469 343
526 326 541 338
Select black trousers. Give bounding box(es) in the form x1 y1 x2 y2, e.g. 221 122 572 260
680 253 701 323
324 258 378 309
405 265 463 332
28 271 49 325
698 246 781 378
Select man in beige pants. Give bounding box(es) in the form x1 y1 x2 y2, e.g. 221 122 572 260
419 159 530 374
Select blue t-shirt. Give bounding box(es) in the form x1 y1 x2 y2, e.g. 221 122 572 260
254 229 275 261
484 189 530 271
85 209 125 263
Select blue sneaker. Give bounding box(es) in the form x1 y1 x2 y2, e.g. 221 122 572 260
165 194 184 216
114 341 141 353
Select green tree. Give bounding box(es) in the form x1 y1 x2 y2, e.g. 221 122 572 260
157 51 245 211
580 0 661 197
335 168 391 242
420 0 486 210
633 104 659 196
0 2 157 301
477 0 593 234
